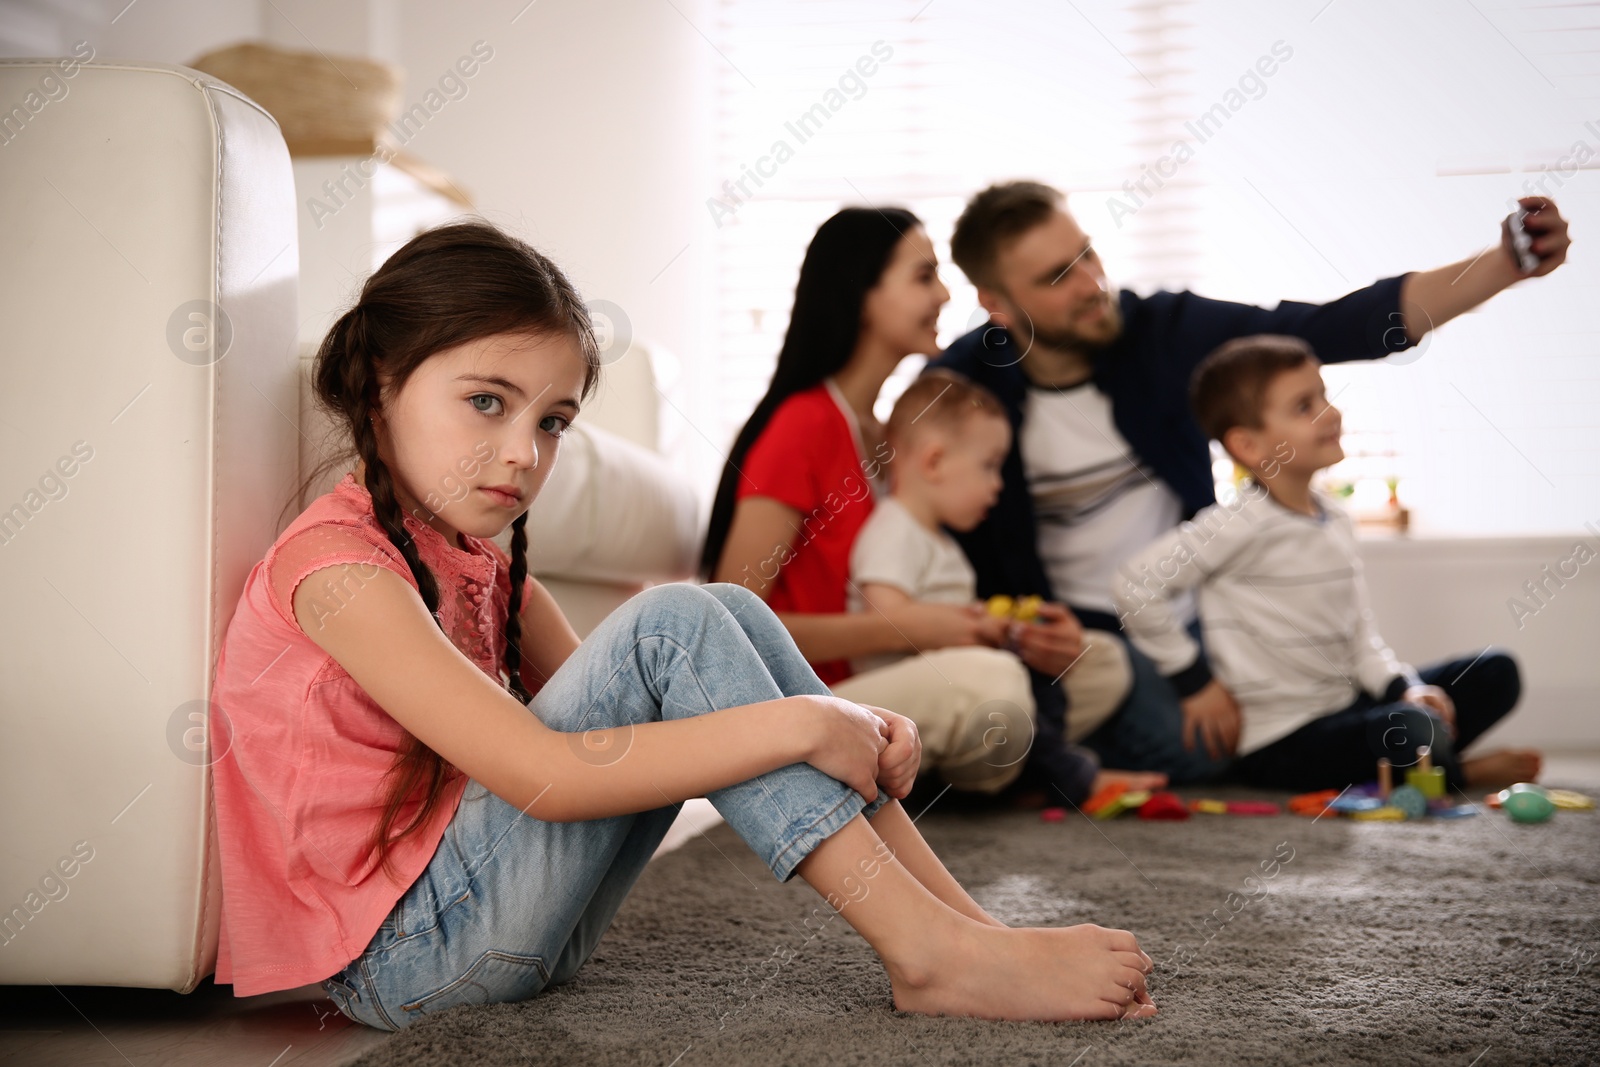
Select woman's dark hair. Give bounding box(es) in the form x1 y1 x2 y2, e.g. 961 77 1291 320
287 218 601 885
698 205 920 580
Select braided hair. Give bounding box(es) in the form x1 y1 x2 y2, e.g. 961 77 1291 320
293 220 600 883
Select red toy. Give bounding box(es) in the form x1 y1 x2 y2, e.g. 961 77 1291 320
1137 792 1191 820
1225 800 1280 817
1040 807 1067 822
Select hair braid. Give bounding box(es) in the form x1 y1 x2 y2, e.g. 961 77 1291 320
330 310 461 884
501 511 534 703
288 220 602 887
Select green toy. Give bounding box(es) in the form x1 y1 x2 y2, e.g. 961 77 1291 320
1091 789 1151 820
1389 784 1427 820
1500 783 1556 824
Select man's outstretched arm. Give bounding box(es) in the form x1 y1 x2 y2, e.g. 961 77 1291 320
1399 195 1571 343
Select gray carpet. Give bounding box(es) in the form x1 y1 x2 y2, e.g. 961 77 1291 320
344 776 1600 1067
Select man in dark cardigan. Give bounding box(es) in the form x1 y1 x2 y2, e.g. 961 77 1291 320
925 181 1570 796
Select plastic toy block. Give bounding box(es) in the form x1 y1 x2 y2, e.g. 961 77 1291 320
1137 791 1190 820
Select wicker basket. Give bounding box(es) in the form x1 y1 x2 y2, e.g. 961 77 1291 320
189 41 403 156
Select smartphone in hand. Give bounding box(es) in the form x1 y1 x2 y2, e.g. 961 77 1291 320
1509 208 1539 273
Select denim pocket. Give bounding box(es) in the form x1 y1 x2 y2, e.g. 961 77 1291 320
321 973 381 1030
398 948 550 1018
390 855 472 943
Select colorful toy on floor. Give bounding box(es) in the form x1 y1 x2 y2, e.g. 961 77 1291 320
1328 793 1384 814
985 594 1043 623
1548 789 1596 810
1350 805 1407 821
1037 778 1530 825
1405 745 1446 799
1388 784 1428 820
1062 789 1253 821
1093 790 1151 820
1288 789 1343 817
1484 783 1587 809
1483 784 1592 817
1498 783 1556 824
1298 755 1484 822
1081 781 1128 816
1137 791 1191 820
1432 802 1480 819
1225 800 1280 816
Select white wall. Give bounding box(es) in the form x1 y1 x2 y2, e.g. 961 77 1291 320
0 0 717 485
383 0 715 478
1362 534 1600 751
0 0 258 63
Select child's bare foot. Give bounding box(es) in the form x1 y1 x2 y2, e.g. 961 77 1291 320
1462 749 1543 788
888 920 1157 1022
1092 769 1169 793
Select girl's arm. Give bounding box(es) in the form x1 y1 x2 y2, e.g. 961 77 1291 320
513 572 580 695
294 563 884 822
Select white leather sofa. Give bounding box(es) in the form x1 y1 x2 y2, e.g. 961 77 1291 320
0 58 702 993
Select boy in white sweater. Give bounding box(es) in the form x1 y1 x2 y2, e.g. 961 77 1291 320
1111 335 1540 792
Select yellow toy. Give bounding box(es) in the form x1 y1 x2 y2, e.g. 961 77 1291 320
1405 745 1446 799
1548 789 1596 810
1350 806 1408 821
986 594 1043 622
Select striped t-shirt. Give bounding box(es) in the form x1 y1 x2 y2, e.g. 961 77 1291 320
1020 381 1186 616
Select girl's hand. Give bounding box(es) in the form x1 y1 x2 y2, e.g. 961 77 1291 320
857 703 920 800
798 695 888 802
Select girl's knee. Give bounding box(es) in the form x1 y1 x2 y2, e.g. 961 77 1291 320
627 581 724 630
700 581 764 613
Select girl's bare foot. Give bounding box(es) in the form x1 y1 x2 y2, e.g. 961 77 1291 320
1463 748 1543 788
1091 769 1169 793
796 813 1155 1022
889 919 1157 1022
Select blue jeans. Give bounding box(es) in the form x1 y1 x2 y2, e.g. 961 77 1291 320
319 582 889 1032
1077 615 1235 785
1231 650 1521 791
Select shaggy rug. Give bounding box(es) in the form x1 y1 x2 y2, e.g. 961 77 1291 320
343 775 1600 1067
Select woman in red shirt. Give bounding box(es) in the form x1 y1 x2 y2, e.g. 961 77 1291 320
211 219 1156 1029
701 209 1161 805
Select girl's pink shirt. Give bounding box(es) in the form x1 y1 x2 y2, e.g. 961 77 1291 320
209 471 533 996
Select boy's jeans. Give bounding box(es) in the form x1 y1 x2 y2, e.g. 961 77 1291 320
1078 615 1237 784
1231 650 1521 791
320 582 889 1032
